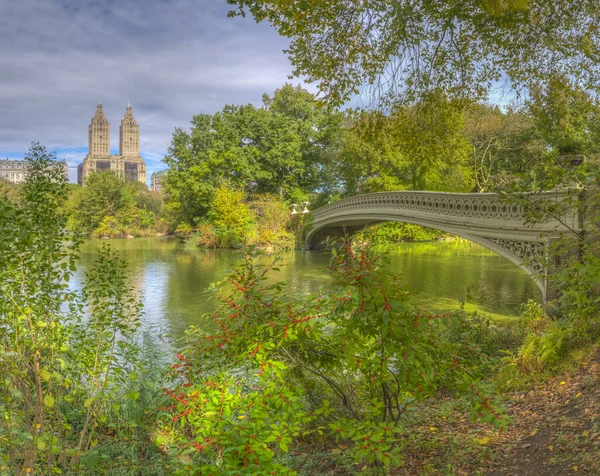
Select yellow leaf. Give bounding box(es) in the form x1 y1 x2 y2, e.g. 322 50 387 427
573 465 578 471
560 381 566 385
43 395 55 408
84 398 93 409
548 445 553 451
237 415 245 419
479 437 491 445
575 392 582 398
582 431 589 437
39 369 52 382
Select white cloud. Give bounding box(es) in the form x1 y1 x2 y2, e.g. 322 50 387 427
0 0 314 181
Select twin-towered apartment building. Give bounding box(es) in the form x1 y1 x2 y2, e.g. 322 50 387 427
2 103 156 188
77 103 147 185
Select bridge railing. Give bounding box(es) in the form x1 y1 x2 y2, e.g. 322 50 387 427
311 190 578 232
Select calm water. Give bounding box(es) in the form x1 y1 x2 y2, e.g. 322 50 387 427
73 237 540 339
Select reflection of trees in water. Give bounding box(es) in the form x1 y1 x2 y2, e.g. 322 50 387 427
383 241 540 315
74 238 540 339
379 241 496 258
175 253 192 265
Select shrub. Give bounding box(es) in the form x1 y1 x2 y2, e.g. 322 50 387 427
184 224 218 249
357 222 442 243
445 310 525 358
175 222 193 237
162 243 505 472
0 144 145 473
210 183 254 247
92 215 122 238
250 193 295 249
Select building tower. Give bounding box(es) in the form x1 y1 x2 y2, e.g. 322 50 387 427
119 102 140 157
78 102 147 186
88 102 110 157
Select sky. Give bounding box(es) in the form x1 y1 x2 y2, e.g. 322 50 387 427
0 0 309 184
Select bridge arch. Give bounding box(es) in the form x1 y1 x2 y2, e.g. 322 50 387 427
305 191 582 301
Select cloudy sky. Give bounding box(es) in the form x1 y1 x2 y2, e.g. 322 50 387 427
0 0 308 183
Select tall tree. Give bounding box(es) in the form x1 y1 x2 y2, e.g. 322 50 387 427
337 92 474 194
228 0 600 107
463 104 549 192
529 76 600 158
163 84 341 225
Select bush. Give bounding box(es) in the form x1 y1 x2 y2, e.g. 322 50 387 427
210 183 254 247
445 310 525 358
357 222 442 243
250 193 295 249
184 224 218 249
0 144 151 473
175 222 193 237
161 243 505 473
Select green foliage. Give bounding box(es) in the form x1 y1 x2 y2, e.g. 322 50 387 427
249 193 295 249
162 244 505 472
184 223 218 250
499 173 600 383
464 103 550 192
175 222 193 237
210 182 255 247
445 310 525 358
0 177 20 204
336 93 474 195
228 0 600 107
335 111 407 195
529 76 600 157
65 171 163 237
0 143 153 473
392 92 475 192
163 84 341 226
357 222 442 244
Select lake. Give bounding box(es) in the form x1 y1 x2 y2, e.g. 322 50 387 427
73 237 540 339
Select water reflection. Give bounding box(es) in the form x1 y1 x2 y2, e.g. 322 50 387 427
74 237 540 339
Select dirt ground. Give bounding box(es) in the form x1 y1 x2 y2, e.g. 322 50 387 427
399 349 600 475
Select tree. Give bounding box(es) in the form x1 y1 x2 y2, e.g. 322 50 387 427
163 84 341 226
529 76 600 158
0 178 20 204
228 0 600 107
392 92 474 191
337 92 474 194
463 104 550 192
65 171 162 236
209 182 255 247
336 111 406 194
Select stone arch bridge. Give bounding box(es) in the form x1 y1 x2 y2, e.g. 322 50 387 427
305 190 585 301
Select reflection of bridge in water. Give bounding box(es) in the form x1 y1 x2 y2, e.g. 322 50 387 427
305 190 585 301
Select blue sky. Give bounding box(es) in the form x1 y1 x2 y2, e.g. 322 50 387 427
0 0 312 185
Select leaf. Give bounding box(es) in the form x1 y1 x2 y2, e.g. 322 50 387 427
40 369 52 382
43 394 55 408
279 441 289 452
478 437 491 445
84 398 93 408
